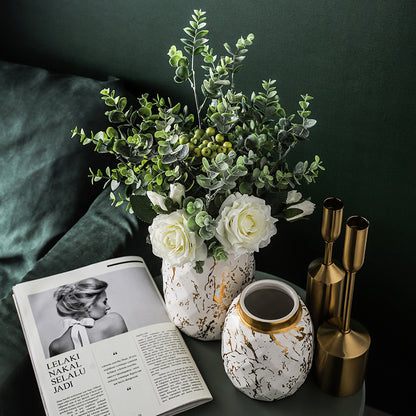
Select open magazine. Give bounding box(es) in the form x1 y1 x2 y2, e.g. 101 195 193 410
13 256 212 416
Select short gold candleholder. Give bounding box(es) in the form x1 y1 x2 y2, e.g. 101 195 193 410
306 197 345 329
315 215 371 397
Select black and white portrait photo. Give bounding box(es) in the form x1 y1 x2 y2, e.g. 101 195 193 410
28 266 170 358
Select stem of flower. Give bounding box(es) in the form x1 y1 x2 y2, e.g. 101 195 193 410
199 97 207 115
281 140 297 160
230 53 237 90
190 46 201 129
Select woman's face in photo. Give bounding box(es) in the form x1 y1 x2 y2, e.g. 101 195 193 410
88 291 110 319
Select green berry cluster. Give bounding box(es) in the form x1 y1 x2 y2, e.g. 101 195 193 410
179 127 233 160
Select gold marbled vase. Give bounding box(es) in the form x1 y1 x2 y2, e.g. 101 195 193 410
306 197 345 328
221 279 314 401
162 253 255 341
315 215 371 396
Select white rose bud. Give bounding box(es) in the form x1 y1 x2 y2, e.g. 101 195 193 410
216 193 278 257
169 183 186 206
286 200 316 221
147 191 168 211
148 210 207 266
286 190 302 204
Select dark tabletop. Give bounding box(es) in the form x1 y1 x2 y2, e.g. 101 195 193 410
154 270 365 416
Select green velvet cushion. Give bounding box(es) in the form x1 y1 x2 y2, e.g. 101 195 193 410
0 60 127 298
0 61 146 414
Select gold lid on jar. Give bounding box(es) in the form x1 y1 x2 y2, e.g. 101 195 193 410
237 279 302 334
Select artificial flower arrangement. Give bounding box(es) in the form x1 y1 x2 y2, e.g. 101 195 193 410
72 10 324 272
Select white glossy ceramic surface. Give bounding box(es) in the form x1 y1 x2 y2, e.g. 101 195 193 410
221 279 314 400
162 253 255 340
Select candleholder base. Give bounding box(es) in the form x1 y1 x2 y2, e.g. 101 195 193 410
315 318 371 397
306 258 345 329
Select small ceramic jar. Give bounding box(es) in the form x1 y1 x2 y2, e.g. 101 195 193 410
221 279 314 401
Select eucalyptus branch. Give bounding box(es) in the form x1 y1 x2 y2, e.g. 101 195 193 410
73 9 323 228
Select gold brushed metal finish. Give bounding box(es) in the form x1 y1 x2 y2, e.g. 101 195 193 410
307 260 345 328
341 215 369 333
321 197 344 243
237 300 302 334
315 215 370 396
315 318 371 396
342 215 369 271
306 197 345 328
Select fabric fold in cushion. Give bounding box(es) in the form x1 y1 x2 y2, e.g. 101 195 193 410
0 60 130 296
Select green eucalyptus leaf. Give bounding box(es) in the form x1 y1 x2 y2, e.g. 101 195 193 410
195 211 208 227
198 228 211 240
181 38 194 48
169 54 182 67
168 45 177 57
158 144 171 155
187 215 198 232
239 182 253 194
105 97 116 106
175 66 189 80
292 125 310 139
162 153 178 164
194 46 206 55
108 110 125 123
94 131 106 142
183 27 195 37
172 144 189 160
110 180 120 191
196 30 209 38
118 97 127 111
177 57 189 67
138 107 152 118
106 127 118 139
194 198 205 210
304 119 317 128
130 195 157 223
196 175 211 188
194 261 204 274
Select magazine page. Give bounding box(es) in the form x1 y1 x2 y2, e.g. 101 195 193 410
13 256 212 416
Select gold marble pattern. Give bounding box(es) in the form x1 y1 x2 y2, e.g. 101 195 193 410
162 253 255 340
222 296 314 401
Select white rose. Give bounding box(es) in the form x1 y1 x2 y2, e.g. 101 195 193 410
286 190 302 204
147 191 167 211
169 183 186 206
215 193 278 256
148 210 207 266
286 200 316 221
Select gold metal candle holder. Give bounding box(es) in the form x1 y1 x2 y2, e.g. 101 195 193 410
306 197 345 328
315 215 371 397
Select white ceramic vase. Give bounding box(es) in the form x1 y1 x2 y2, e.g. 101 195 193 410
162 253 255 341
221 279 314 401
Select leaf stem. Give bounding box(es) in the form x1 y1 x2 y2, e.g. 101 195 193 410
190 44 201 128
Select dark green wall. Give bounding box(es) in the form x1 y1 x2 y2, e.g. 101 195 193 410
2 1 415 414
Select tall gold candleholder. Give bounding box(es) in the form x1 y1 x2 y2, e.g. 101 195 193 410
315 215 371 397
306 197 345 328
